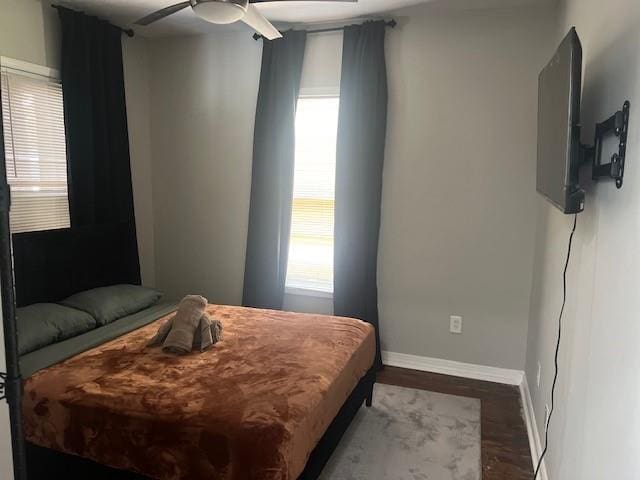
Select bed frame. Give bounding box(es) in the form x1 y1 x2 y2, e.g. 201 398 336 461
11 225 377 480
299 368 376 479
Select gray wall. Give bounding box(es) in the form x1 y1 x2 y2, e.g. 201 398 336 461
379 4 554 368
146 2 555 370
148 32 260 305
123 36 156 286
0 0 59 68
525 0 640 476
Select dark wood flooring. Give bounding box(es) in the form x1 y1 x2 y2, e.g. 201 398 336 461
377 366 533 480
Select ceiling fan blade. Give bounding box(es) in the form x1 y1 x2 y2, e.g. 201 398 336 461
242 4 282 40
134 1 191 26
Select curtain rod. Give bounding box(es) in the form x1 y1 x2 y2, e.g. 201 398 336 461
253 19 396 41
51 4 135 37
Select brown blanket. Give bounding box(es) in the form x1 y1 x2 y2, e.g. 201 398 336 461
22 304 375 480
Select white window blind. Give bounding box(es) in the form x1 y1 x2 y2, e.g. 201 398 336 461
286 96 340 294
1 65 70 233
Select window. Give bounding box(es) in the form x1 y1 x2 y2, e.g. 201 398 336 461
1 58 70 233
285 95 340 294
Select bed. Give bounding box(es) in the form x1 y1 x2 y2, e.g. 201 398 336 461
13 226 377 480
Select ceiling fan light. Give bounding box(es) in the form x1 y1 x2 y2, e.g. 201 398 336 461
192 0 247 25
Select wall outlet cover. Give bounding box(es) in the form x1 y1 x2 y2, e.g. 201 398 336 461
537 362 541 387
450 315 463 334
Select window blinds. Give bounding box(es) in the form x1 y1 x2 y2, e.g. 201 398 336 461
1 67 70 233
286 96 340 293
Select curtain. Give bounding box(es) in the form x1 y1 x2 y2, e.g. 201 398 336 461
58 7 140 284
242 31 307 309
334 21 388 370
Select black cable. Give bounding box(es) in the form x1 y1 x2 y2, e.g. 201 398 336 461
533 212 578 479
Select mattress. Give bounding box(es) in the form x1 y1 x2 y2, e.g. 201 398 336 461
22 304 375 480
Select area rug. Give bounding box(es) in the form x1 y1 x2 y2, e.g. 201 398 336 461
319 383 481 480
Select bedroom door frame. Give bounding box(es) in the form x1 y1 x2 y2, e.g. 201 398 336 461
0 75 28 480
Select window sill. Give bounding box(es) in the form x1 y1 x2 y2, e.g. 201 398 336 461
285 287 333 299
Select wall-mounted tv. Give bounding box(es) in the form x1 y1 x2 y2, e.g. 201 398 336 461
537 27 585 214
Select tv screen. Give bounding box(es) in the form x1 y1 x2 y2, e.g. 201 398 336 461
537 27 585 214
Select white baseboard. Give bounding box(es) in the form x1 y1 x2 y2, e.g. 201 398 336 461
381 351 524 386
520 376 548 480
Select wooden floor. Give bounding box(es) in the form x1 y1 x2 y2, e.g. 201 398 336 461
377 366 533 480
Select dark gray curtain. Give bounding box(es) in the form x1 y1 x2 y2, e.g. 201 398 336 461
334 21 388 370
243 30 307 309
58 7 140 284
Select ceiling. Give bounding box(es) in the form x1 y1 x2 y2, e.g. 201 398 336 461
52 0 550 37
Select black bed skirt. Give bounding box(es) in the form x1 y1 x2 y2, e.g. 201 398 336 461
25 369 376 480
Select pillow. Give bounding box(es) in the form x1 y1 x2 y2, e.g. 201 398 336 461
17 303 97 356
59 284 163 326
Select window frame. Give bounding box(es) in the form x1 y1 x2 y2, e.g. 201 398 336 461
1 57 60 82
284 286 334 299
297 86 340 98
284 86 340 298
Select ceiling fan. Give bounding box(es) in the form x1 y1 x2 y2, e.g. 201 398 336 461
135 0 357 40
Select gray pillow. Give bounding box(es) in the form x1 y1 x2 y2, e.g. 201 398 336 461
60 284 163 326
17 303 97 356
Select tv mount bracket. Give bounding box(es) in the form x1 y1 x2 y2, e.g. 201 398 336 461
581 100 631 189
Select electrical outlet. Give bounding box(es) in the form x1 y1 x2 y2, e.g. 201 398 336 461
536 362 541 388
450 315 463 334
544 404 550 430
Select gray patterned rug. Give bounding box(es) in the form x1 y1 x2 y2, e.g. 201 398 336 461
319 383 481 480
